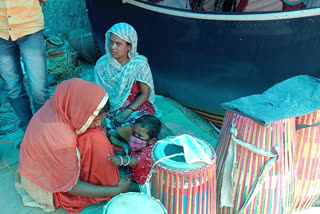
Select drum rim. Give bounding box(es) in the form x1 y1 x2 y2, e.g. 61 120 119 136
103 192 167 214
152 136 216 172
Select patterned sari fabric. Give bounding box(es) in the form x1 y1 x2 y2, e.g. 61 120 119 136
94 22 156 131
235 0 305 11
105 82 155 132
235 0 283 12
128 143 155 184
18 78 119 213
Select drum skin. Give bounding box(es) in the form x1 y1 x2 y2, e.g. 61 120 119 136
103 192 167 214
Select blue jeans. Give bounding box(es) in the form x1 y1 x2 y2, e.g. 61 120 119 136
0 30 49 127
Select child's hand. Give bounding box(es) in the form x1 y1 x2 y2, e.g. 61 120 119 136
108 155 122 166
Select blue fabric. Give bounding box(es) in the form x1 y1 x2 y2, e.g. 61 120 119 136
222 75 320 125
0 30 49 110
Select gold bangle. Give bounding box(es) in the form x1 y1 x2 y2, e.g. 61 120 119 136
128 106 136 111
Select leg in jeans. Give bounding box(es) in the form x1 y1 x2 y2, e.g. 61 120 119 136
0 37 32 129
18 30 49 112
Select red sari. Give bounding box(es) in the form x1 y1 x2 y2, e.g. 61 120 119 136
53 127 119 214
19 78 119 214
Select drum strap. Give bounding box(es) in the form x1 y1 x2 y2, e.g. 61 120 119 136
296 121 320 130
220 123 280 212
0 141 18 173
142 152 184 196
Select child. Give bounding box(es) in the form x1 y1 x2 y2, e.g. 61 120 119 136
109 114 161 192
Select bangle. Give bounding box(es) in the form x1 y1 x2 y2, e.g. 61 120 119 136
118 156 123 166
127 106 136 111
123 156 131 166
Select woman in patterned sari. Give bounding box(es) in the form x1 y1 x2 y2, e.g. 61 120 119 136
94 22 156 148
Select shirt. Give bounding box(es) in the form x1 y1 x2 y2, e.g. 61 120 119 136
128 143 155 184
0 0 44 41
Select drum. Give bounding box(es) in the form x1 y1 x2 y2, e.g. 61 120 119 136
151 137 216 214
216 111 296 214
293 109 320 210
103 192 167 214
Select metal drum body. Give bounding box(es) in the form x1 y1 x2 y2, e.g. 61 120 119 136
294 109 320 210
151 138 216 214
103 192 167 214
216 111 296 214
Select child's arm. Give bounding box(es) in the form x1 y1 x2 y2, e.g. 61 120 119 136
109 155 138 167
107 133 130 149
123 155 138 167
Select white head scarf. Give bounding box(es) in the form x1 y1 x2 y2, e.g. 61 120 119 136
94 23 155 111
106 22 137 60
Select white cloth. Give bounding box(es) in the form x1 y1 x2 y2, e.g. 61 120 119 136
94 22 155 111
158 134 212 165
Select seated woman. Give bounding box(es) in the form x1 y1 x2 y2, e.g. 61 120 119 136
16 78 131 214
94 22 156 148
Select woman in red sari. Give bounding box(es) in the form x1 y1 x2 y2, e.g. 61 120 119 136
16 78 131 214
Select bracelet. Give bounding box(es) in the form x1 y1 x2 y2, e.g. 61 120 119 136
127 106 136 111
118 156 123 166
123 156 131 166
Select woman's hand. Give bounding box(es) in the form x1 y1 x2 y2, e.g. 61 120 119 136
112 109 132 125
117 177 131 193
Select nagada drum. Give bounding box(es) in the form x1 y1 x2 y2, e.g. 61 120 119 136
151 137 216 214
216 111 296 214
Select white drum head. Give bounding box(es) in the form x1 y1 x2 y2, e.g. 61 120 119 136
104 193 167 214
152 137 214 171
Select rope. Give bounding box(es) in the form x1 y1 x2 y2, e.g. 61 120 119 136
220 118 280 212
0 113 19 137
1 141 18 173
141 152 185 195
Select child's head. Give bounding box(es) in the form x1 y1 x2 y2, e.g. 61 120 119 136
129 115 161 150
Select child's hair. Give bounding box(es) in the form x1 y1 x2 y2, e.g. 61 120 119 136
134 115 161 139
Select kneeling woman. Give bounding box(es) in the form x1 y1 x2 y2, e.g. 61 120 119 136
16 78 131 214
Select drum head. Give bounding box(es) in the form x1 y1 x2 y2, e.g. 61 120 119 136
104 193 167 214
152 137 214 171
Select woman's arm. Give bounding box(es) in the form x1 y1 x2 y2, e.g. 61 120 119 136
128 81 150 110
112 82 150 125
68 178 131 197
